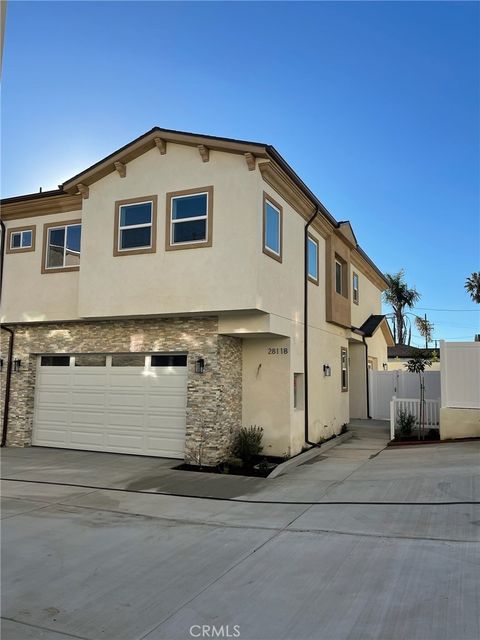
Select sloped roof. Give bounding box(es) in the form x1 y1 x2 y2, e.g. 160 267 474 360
354 314 395 346
388 346 440 359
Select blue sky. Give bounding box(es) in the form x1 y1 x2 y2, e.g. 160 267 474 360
2 1 479 343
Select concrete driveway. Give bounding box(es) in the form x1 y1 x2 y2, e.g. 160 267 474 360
2 423 479 640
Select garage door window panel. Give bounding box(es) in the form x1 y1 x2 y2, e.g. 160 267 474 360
40 355 70 366
74 355 107 367
111 354 146 367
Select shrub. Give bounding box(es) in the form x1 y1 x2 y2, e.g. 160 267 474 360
396 410 416 438
231 425 263 464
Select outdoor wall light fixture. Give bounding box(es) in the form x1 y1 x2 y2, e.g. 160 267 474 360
323 364 331 377
382 363 388 371
13 358 22 372
195 358 205 374
0 358 3 372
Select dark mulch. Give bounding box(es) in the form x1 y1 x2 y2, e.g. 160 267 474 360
174 455 284 478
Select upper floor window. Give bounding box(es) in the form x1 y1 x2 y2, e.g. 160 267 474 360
341 347 348 391
307 235 319 284
6 226 35 254
42 220 81 273
114 196 157 256
166 186 213 250
335 259 343 294
353 272 359 304
263 193 283 262
335 256 347 297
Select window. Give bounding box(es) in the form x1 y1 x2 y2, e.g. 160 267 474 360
151 354 187 367
42 221 81 273
41 355 70 366
166 186 213 250
114 196 157 256
341 347 348 391
353 272 359 304
111 354 146 367
74 354 107 367
263 193 282 262
6 226 35 253
335 260 343 295
307 235 319 284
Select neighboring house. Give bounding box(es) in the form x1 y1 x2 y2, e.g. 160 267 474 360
0 127 393 465
387 345 441 371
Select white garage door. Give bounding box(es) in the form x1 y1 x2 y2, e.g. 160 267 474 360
33 353 188 458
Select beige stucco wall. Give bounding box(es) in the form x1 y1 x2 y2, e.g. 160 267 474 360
440 407 480 439
1 211 81 323
242 337 291 457
366 327 389 370
78 144 259 318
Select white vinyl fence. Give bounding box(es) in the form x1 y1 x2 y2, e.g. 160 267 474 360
440 341 480 409
389 397 440 440
369 370 441 420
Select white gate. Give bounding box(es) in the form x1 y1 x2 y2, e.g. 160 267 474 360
369 370 441 420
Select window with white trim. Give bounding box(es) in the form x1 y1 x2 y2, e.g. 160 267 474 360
118 201 153 251
10 230 33 249
353 272 359 304
45 223 81 269
335 259 343 295
263 197 282 260
307 236 319 283
170 191 208 245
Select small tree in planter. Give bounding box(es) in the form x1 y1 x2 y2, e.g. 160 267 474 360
405 354 432 440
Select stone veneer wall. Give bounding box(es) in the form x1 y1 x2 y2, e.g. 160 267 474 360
0 318 242 466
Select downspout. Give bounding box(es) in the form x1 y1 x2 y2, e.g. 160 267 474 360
362 336 371 419
0 217 14 447
304 206 319 446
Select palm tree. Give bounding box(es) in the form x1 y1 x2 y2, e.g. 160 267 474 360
415 316 434 349
465 272 480 304
383 270 420 345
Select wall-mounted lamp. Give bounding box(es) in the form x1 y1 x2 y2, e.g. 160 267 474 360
13 358 22 372
0 358 3 372
382 363 388 371
323 364 331 377
195 358 205 374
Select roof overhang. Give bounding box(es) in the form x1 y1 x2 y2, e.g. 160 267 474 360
61 127 270 194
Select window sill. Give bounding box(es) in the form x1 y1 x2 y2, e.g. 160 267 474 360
41 266 80 274
263 246 283 263
166 240 212 251
113 246 156 257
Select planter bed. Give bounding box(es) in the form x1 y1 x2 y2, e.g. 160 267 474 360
174 455 284 478
389 435 480 447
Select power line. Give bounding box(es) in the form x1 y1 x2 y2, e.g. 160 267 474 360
414 307 479 312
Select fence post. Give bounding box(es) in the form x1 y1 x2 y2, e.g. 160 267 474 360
390 396 396 440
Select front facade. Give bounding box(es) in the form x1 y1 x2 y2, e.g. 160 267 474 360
0 127 392 464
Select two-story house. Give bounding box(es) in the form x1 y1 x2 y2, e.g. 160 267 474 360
0 127 393 465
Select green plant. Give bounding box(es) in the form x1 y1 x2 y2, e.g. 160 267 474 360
231 425 263 464
396 410 416 438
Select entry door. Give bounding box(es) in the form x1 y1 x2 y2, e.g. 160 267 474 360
32 354 188 458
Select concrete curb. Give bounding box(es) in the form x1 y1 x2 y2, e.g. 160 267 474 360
267 431 353 479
